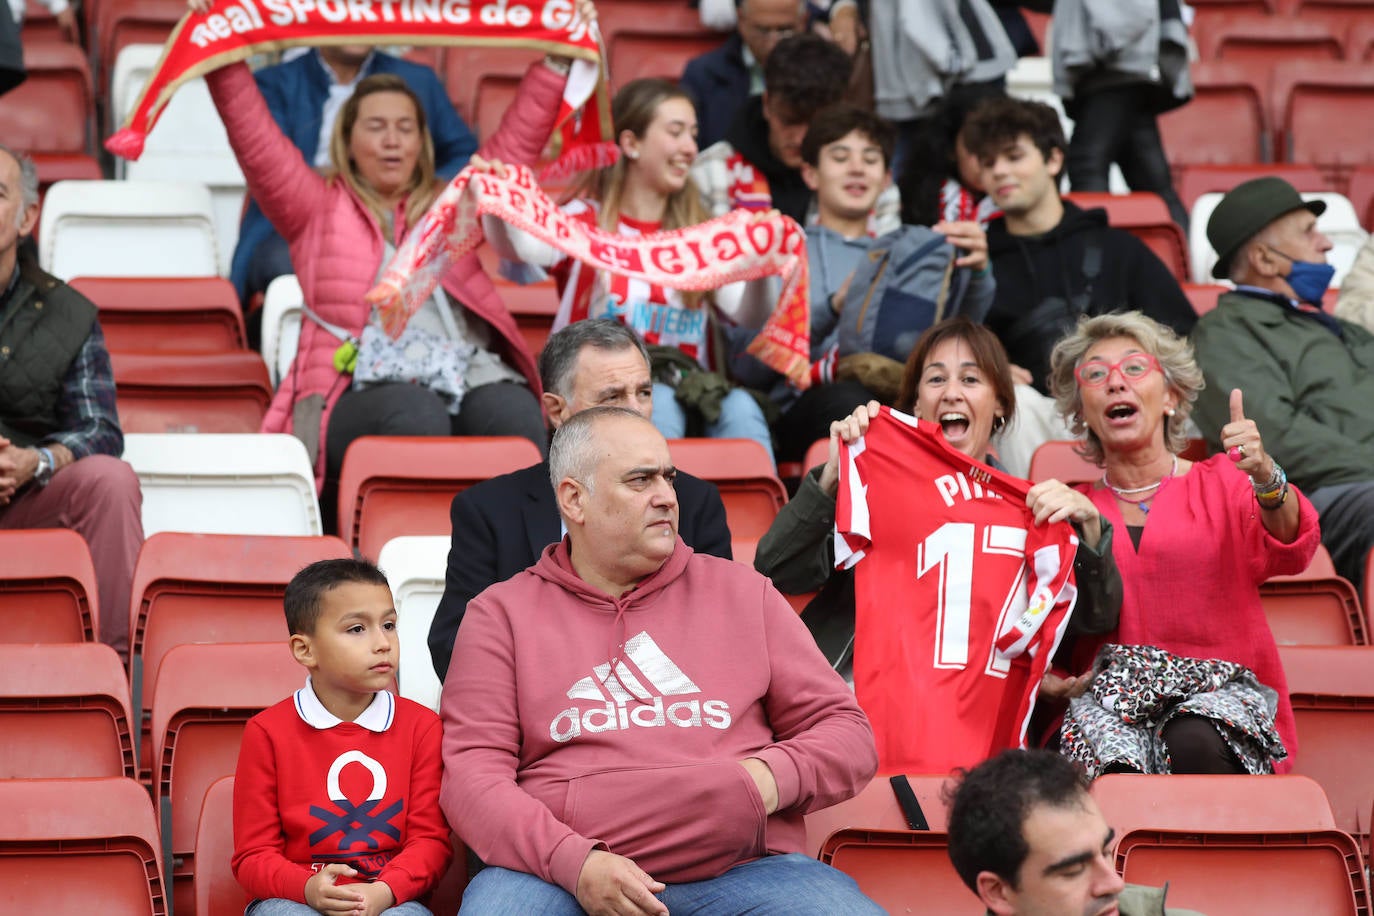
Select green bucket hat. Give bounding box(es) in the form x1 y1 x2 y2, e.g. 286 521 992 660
1206 177 1325 280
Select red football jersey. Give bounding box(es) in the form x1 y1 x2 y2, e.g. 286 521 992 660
835 408 1079 774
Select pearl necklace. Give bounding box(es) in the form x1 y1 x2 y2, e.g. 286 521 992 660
1103 455 1178 515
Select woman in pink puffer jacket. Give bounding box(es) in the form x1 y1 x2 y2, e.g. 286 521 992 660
205 51 574 495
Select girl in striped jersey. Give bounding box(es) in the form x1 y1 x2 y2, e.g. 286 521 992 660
482 78 777 461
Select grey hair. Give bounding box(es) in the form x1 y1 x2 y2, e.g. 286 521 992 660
0 144 38 227
1047 311 1205 466
538 318 650 398
548 405 649 493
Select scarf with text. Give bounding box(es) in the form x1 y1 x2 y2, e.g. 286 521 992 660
105 0 611 177
365 163 813 387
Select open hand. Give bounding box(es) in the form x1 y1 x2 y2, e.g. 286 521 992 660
932 220 988 273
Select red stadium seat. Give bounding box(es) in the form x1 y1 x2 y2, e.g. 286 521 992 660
1194 13 1345 62
1261 578 1367 645
129 532 352 779
804 776 977 913
1344 165 1374 228
0 642 136 779
22 0 78 43
1280 644 1374 845
498 276 560 357
443 45 542 127
1188 0 1278 13
111 350 272 434
1274 60 1374 177
338 435 544 560
1093 773 1367 916
1160 60 1272 167
0 777 167 916
1027 440 1098 487
151 642 302 916
71 276 246 353
0 41 93 154
96 0 184 95
803 437 830 476
1289 0 1374 39
667 438 788 543
194 776 247 916
0 527 99 642
1182 282 1228 316
608 31 722 90
1064 192 1191 282
1346 18 1374 60
1175 163 1330 211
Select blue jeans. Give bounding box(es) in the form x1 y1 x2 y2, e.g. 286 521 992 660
246 898 433 915
650 382 774 468
457 853 884 915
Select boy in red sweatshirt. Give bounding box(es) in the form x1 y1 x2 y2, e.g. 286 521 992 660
442 407 883 915
232 559 451 916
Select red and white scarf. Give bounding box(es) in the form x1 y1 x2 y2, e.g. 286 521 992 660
366 163 814 387
105 0 612 177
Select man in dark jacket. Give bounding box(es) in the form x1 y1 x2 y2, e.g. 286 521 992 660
0 145 143 659
681 0 807 149
428 319 732 681
961 96 1195 476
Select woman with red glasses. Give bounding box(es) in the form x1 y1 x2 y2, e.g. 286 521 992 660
1046 311 1319 776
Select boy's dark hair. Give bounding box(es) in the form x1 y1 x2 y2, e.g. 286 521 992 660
896 87 1005 226
945 749 1092 893
800 105 896 169
284 558 391 635
960 96 1066 168
763 33 853 123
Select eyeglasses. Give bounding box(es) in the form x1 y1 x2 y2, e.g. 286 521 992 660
743 23 798 40
1074 353 1162 387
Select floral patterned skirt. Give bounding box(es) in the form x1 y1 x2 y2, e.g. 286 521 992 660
1061 643 1287 778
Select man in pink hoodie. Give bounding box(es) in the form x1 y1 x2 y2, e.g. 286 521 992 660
440 407 882 915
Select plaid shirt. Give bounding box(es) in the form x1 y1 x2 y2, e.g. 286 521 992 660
49 320 123 460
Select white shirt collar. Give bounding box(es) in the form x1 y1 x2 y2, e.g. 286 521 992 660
294 677 395 732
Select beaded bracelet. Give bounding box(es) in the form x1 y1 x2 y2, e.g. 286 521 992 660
1254 461 1288 510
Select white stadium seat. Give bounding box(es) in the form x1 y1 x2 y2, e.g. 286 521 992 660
39 180 220 280
261 274 303 388
121 433 321 537
377 536 450 712
111 44 246 276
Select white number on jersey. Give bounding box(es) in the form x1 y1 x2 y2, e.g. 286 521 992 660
917 522 1029 677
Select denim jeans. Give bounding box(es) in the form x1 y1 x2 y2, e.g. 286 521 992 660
457 854 885 915
1065 83 1189 231
650 382 775 467
246 898 433 915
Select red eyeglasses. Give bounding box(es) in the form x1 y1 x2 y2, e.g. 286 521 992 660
1075 353 1162 387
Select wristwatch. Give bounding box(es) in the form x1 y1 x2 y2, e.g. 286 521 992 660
33 446 55 488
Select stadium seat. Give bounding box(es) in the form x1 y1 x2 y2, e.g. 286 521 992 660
607 30 722 89
1182 282 1228 316
111 44 247 274
377 535 451 711
22 0 78 43
71 276 245 352
0 41 93 154
0 527 99 642
1261 577 1366 645
128 532 352 777
151 642 302 916
0 776 167 916
1346 18 1374 61
1159 60 1272 169
1275 60 1374 177
1064 192 1191 282
1175 163 1329 212
1290 0 1374 38
498 274 561 357
667 438 788 543
122 433 323 537
1027 440 1098 487
443 45 542 130
1344 165 1374 228
338 435 544 560
1093 773 1367 916
38 179 220 280
1279 644 1374 844
1190 190 1366 284
194 776 246 916
111 350 272 433
803 776 976 913
1188 0 1278 14
260 273 303 387
0 642 136 779
96 0 184 96
1194 13 1345 62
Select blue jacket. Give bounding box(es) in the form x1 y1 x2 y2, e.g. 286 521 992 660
680 32 750 151
228 50 478 300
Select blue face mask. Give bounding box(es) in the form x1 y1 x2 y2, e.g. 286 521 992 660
1270 247 1336 306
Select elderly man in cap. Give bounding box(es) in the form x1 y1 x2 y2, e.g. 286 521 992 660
1191 176 1374 589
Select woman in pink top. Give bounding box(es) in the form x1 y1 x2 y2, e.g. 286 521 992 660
194 0 597 496
1047 311 1319 775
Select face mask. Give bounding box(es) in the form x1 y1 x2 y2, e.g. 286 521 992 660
1271 247 1335 306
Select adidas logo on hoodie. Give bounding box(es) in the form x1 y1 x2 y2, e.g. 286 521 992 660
549 631 732 743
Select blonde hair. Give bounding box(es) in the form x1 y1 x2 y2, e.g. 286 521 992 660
1047 311 1205 466
327 74 438 235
